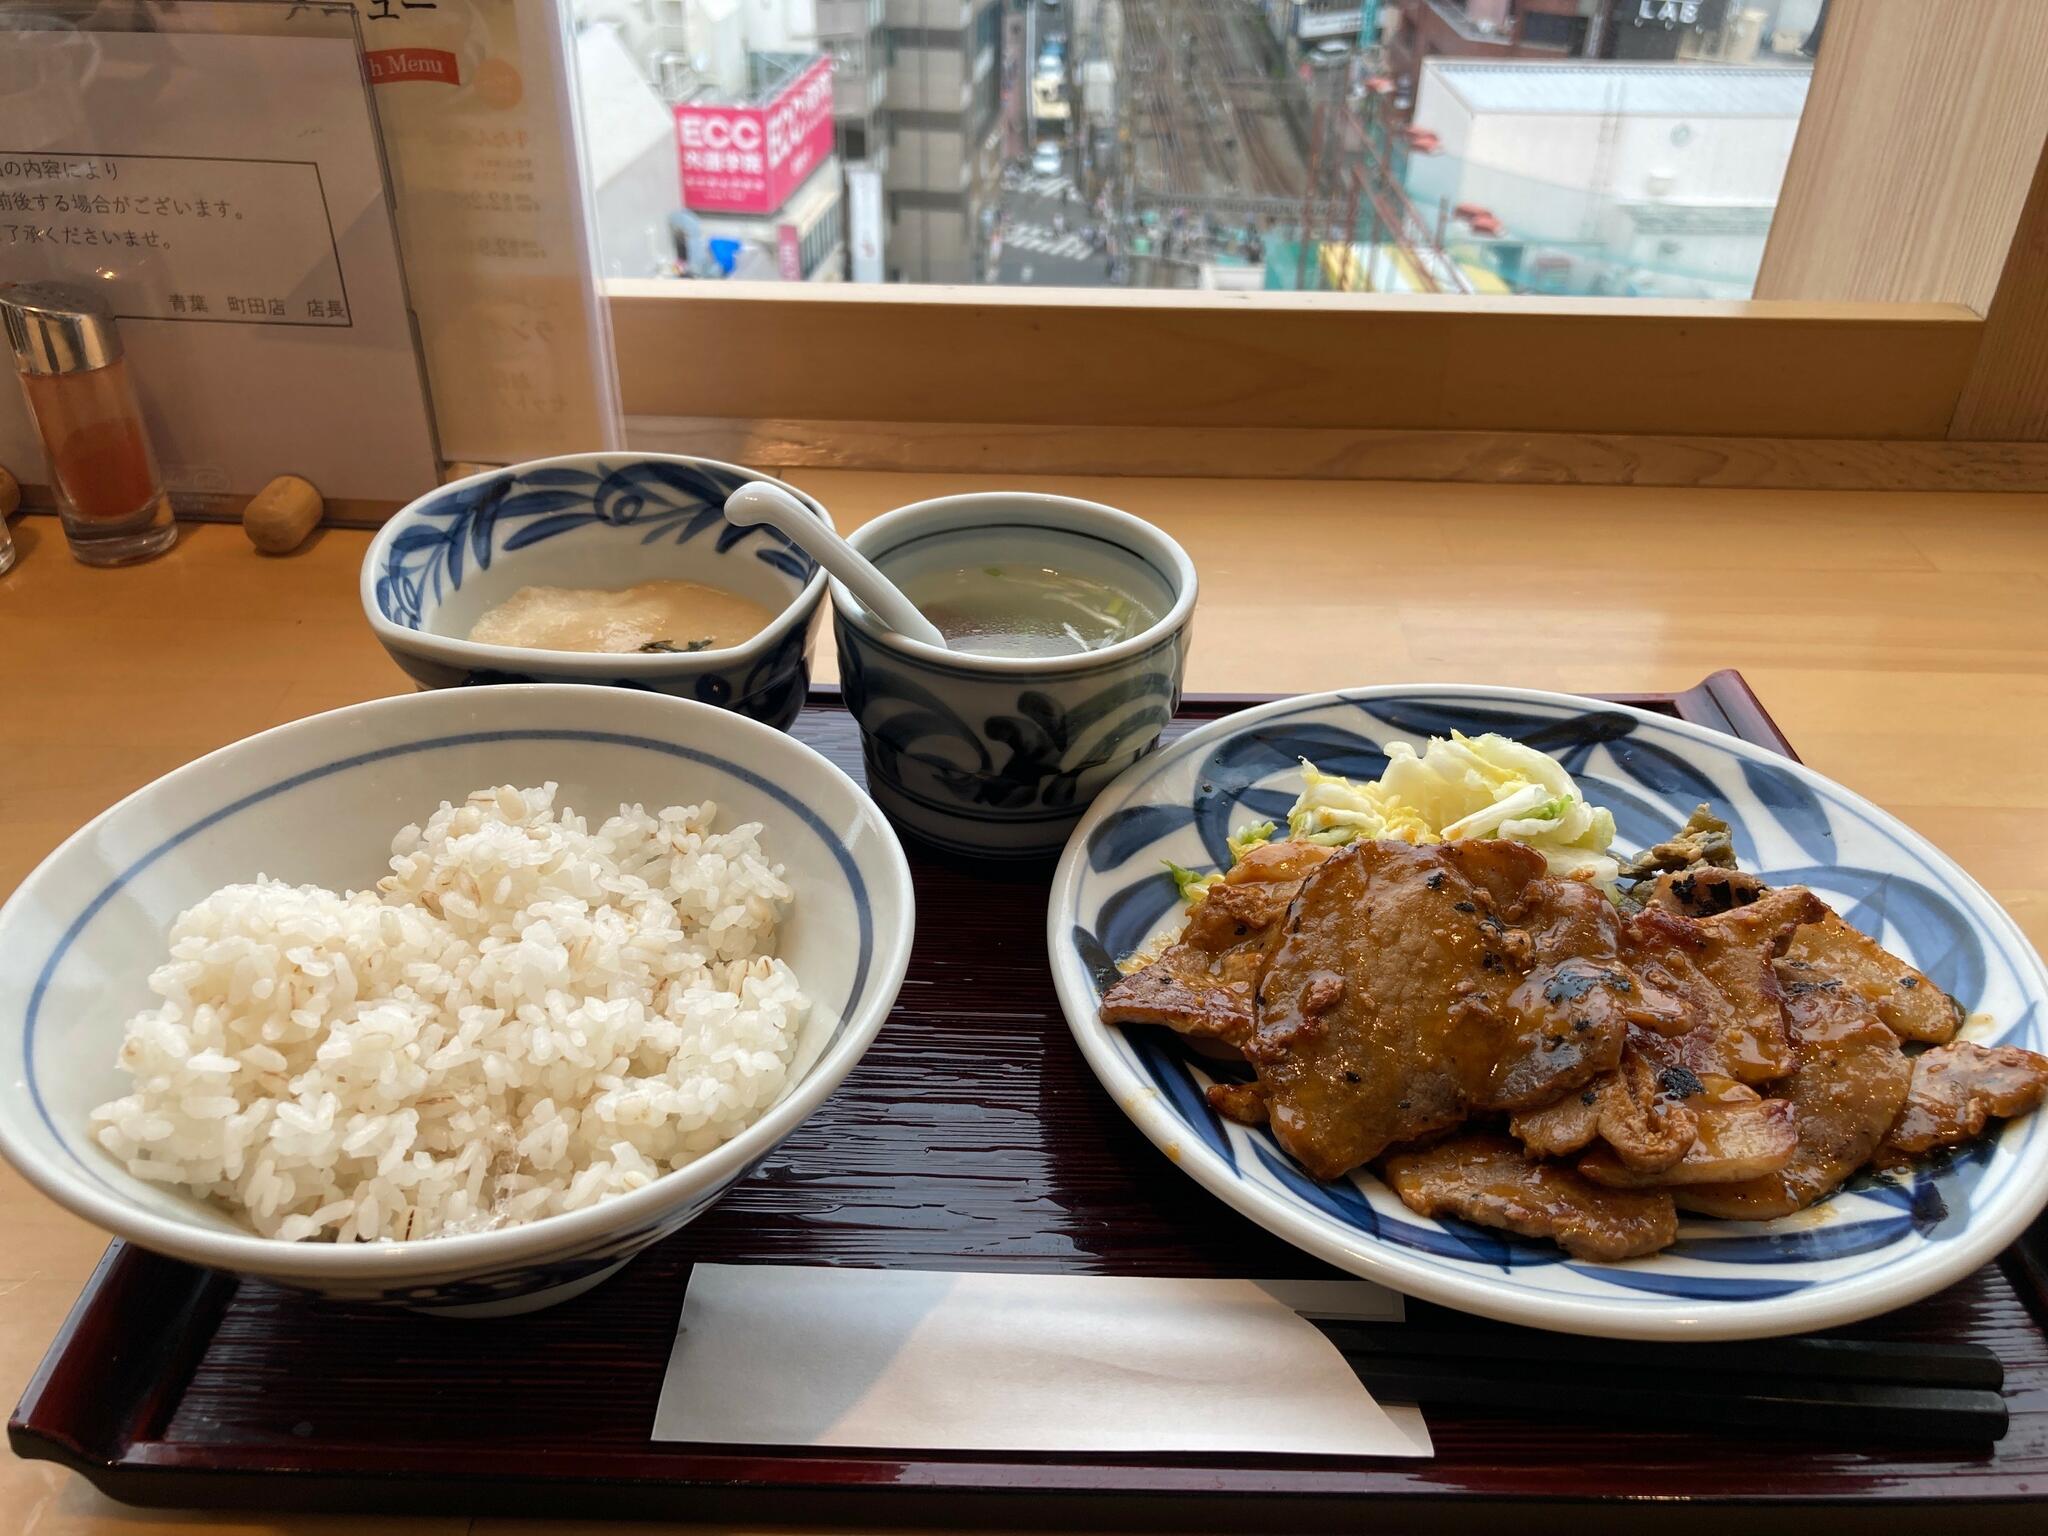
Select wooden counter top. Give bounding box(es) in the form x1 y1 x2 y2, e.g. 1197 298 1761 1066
4 473 2047 1533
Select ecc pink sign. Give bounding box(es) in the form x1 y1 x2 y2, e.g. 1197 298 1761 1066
676 58 835 216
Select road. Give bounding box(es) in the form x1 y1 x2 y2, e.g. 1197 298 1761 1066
991 166 1113 287
990 0 1116 287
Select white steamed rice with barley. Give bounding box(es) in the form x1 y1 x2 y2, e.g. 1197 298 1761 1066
89 784 808 1242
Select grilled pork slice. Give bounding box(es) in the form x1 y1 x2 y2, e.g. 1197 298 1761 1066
1098 840 1334 1049
1383 1133 1678 1261
1509 1089 1603 1159
1578 1093 1798 1189
1206 1078 1269 1126
1776 911 1963 1046
1643 865 1961 1046
1249 841 1636 1180
1622 886 1826 1087
1876 1040 2048 1164
1512 888 1818 1167
1511 1043 1706 1171
1676 986 1911 1221
1585 1045 1701 1172
1096 953 1259 1045
1644 866 1768 917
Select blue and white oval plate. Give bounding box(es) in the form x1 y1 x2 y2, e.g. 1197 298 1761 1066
1047 685 2048 1340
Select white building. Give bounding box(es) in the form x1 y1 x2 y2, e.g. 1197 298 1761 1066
1404 58 1811 297
575 25 686 279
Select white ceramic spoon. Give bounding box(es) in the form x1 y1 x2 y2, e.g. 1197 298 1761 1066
723 481 949 649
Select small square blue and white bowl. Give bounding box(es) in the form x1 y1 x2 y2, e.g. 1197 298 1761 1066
362 453 831 730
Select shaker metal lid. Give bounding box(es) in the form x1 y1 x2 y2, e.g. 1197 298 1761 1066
0 281 124 374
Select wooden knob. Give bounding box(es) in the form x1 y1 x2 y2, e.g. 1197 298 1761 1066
243 475 322 554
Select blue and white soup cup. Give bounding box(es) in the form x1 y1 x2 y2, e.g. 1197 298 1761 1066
830 492 1197 859
362 453 832 730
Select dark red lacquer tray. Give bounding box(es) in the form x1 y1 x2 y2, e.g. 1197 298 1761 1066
13 673 2048 1530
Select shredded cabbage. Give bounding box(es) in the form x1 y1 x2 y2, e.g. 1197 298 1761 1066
1164 821 1278 907
1163 732 1617 907
1230 820 1276 858
1166 861 1220 903
1286 731 1618 884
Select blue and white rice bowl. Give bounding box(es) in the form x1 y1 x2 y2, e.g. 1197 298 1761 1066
362 454 831 730
1048 684 2048 1340
0 686 914 1315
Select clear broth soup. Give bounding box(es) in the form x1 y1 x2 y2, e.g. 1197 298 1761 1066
883 527 1174 659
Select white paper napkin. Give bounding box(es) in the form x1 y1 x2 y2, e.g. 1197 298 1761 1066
653 1264 1433 1458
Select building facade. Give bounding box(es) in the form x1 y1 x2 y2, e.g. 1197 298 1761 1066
670 49 846 279
885 0 1004 282
815 0 892 279
579 0 1007 281
1403 57 1810 296
811 0 892 175
1385 1 1822 112
578 0 872 277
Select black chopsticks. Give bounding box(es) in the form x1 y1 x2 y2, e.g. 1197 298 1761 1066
1315 1322 2009 1445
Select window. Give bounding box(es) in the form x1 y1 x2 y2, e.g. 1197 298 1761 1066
19 0 2037 504
797 195 845 276
824 36 866 76
585 0 2048 488
574 0 1843 295
1517 11 1585 52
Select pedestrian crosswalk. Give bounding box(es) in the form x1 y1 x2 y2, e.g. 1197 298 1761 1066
1004 171 1075 200
1004 221 1091 260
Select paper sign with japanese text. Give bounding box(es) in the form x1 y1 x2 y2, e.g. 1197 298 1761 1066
0 8 439 509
